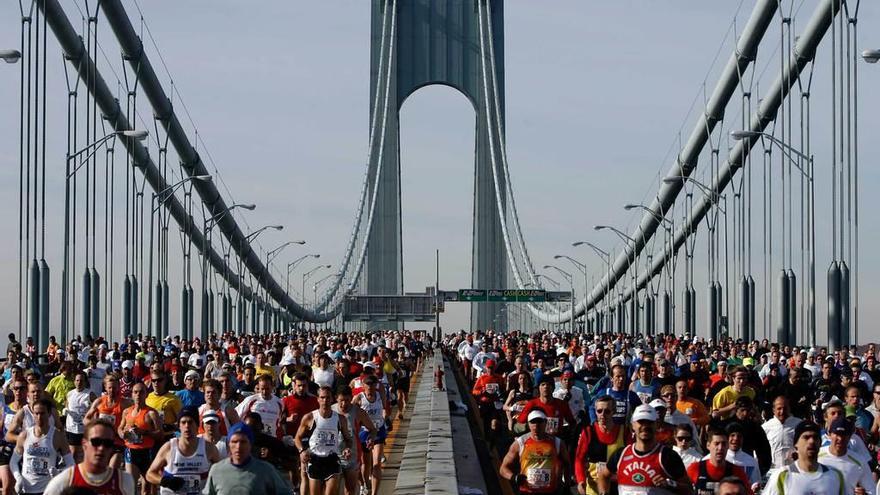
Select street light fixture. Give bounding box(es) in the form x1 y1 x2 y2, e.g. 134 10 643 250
267 240 306 265
731 129 816 344
146 175 212 338
303 264 331 305
61 129 150 338
862 49 880 63
0 49 22 63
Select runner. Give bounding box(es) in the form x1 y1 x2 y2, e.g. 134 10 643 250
197 379 239 436
294 386 354 495
685 428 752 495
9 399 73 495
818 417 874 495
118 382 161 492
146 407 221 495
43 419 136 495
574 395 626 495
85 374 131 467
598 404 692 495
198 411 228 459
235 375 284 438
0 377 26 495
763 421 846 495
281 372 318 495
145 369 183 445
353 375 389 495
332 386 377 495
499 409 573 494
65 371 96 463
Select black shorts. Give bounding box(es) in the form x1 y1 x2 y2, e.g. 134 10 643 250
125 447 153 474
0 441 13 466
66 432 84 446
307 453 341 481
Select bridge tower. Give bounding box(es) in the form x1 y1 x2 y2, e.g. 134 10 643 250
367 0 508 331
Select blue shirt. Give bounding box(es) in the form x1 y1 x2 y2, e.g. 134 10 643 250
175 389 205 409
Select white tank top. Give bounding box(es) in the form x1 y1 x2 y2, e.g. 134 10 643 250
21 404 35 429
160 437 211 495
21 425 58 493
66 389 92 434
313 367 335 388
357 391 384 429
310 409 341 457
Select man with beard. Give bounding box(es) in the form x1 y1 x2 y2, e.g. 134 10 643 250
598 404 692 495
763 421 845 495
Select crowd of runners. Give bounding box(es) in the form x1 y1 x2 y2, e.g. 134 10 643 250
0 330 431 495
448 330 880 495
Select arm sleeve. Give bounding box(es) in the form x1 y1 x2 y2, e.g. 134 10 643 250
659 446 687 480
574 427 590 484
605 446 624 475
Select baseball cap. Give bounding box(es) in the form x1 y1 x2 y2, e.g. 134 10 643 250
632 404 659 423
202 410 220 424
121 360 134 370
649 399 667 410
184 370 200 381
561 370 574 379
527 410 547 423
485 359 496 368
828 417 854 436
742 357 756 367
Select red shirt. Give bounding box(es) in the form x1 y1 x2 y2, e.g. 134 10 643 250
517 397 575 436
687 460 753 495
282 393 319 436
471 373 505 404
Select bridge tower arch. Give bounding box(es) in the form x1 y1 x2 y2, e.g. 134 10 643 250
367 0 507 331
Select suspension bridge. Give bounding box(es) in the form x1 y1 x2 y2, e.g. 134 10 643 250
0 0 878 354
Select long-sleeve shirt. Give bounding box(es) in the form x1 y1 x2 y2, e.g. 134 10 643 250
761 415 803 469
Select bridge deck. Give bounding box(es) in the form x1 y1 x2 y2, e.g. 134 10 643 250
378 352 487 495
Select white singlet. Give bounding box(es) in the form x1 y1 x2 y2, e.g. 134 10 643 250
235 394 284 438
160 437 211 495
21 425 60 493
310 409 342 457
356 392 384 430
763 462 845 495
65 389 92 434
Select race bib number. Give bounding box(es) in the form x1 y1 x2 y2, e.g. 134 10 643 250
512 402 525 413
26 457 49 476
67 410 83 424
181 475 202 495
316 430 337 448
485 383 499 395
99 413 116 424
526 467 551 489
546 417 560 435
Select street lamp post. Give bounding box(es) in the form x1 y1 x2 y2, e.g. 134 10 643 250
63 130 148 343
595 225 639 334
573 241 613 332
313 272 336 309
554 254 588 332
287 254 320 296
303 265 331 314
201 203 256 340
147 175 211 339
624 203 676 334
543 264 575 332
731 130 815 345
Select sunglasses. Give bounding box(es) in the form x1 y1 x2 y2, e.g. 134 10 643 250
13 386 26 391
89 437 115 448
676 436 693 441
661 393 674 398
594 408 612 415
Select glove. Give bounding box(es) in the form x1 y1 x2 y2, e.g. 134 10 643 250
160 475 186 491
513 473 527 486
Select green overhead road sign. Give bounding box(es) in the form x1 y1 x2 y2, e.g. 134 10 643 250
455 289 551 302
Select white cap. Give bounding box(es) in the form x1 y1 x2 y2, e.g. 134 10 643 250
184 370 200 381
631 404 659 423
527 410 548 423
201 410 220 423
121 360 134 370
649 399 668 410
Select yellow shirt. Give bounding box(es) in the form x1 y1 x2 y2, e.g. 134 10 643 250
711 385 755 419
45 374 75 411
146 392 183 427
254 365 276 381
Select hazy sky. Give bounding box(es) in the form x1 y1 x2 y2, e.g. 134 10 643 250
0 1 879 348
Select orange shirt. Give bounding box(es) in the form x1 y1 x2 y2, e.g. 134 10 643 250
676 397 710 427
